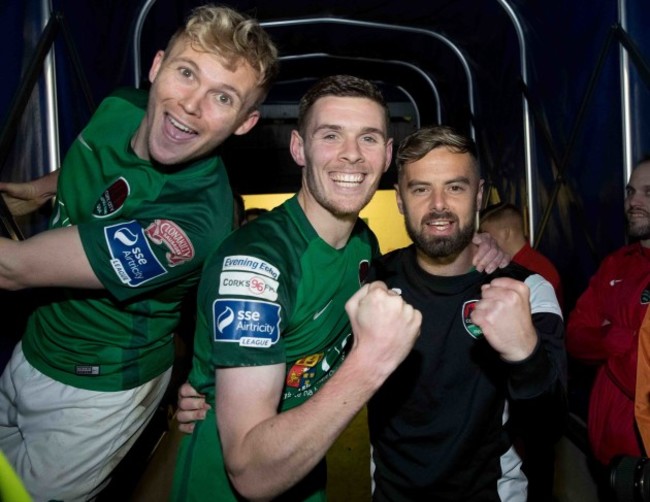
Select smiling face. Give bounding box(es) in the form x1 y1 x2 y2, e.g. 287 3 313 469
290 96 392 220
625 161 650 245
131 36 263 165
397 146 483 269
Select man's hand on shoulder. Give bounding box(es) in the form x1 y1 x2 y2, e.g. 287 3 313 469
472 232 510 273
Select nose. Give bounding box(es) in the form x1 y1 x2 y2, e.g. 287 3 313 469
428 188 447 212
340 137 363 164
179 89 202 116
627 189 645 209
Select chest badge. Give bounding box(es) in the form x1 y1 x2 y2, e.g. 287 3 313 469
93 177 129 217
462 300 484 339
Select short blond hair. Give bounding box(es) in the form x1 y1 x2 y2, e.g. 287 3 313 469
167 4 279 103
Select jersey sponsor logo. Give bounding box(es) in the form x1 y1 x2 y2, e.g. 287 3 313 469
358 259 370 284
93 177 130 218
462 300 483 339
105 220 167 287
145 219 194 267
286 353 323 388
222 255 280 280
213 299 281 347
219 271 279 301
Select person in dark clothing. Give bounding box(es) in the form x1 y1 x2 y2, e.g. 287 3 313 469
367 125 567 501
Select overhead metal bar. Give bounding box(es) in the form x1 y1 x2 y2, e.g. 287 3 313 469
277 52 445 126
260 17 477 140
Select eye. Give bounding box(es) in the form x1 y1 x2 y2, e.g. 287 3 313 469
214 93 232 105
179 67 193 79
625 187 634 198
321 132 339 141
448 184 465 193
361 135 379 144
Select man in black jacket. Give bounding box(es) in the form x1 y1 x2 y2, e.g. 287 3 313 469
367 125 567 501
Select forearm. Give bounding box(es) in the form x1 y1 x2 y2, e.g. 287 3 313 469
508 315 568 441
222 353 384 500
0 237 25 290
0 227 102 290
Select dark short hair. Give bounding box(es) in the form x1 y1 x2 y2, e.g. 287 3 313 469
297 75 390 135
396 125 478 181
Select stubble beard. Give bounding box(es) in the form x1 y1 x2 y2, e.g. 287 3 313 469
304 165 374 218
406 210 476 259
628 214 650 241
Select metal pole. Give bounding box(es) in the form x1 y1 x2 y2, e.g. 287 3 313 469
496 0 535 245
619 0 633 186
42 0 60 175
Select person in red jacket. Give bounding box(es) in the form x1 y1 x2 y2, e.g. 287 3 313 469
480 202 563 309
567 157 650 466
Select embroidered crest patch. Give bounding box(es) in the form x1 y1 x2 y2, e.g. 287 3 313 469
462 300 483 339
93 177 129 217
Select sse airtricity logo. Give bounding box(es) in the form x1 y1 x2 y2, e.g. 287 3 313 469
105 220 166 287
213 299 281 348
113 228 139 247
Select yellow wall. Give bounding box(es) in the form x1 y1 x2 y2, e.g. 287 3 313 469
243 189 411 254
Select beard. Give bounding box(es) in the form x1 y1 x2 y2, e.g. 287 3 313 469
627 211 650 240
405 210 476 259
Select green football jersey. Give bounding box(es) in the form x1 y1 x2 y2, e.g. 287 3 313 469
172 195 379 501
21 87 234 391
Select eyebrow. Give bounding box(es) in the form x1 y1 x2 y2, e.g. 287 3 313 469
405 175 471 188
446 176 471 185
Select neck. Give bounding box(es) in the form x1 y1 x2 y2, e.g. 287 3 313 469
415 245 475 277
297 189 357 249
130 120 148 160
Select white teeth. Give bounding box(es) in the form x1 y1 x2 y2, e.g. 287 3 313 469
332 173 364 184
168 115 196 134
